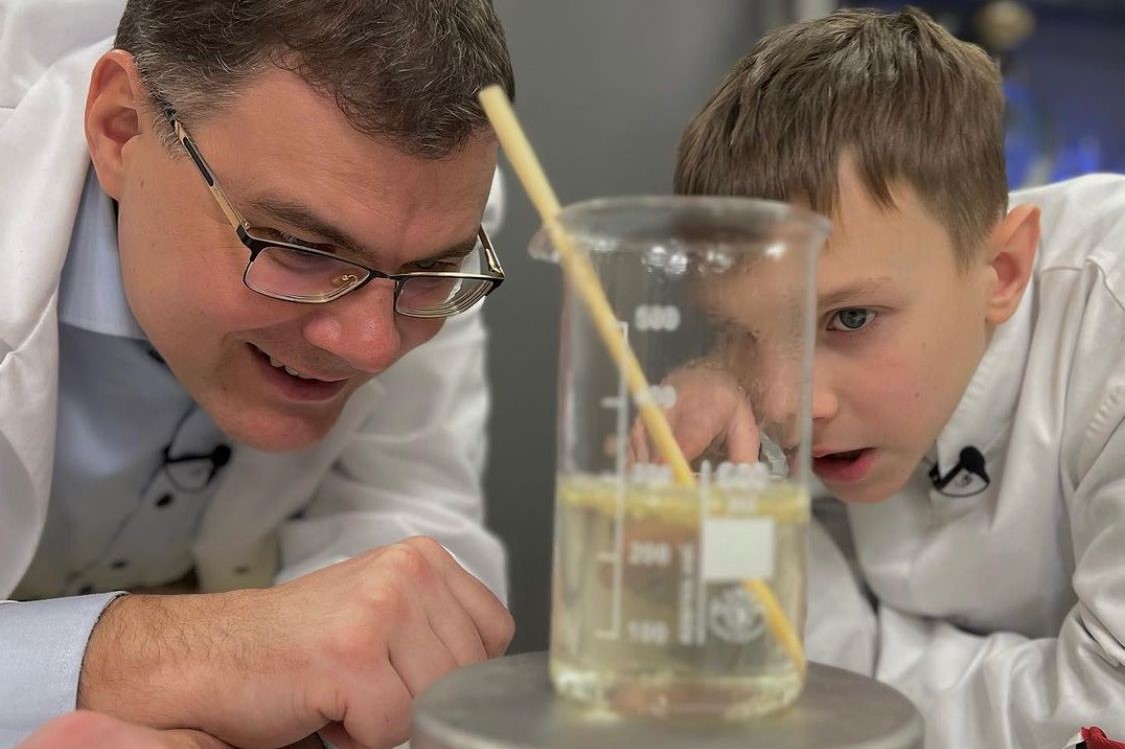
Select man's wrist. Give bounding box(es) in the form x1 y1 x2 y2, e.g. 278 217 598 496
76 593 220 727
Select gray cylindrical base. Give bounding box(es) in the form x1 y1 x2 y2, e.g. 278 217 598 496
413 652 923 749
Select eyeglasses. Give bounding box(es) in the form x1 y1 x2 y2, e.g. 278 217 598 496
161 104 505 318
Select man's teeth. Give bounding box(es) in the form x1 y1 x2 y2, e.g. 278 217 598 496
267 355 314 380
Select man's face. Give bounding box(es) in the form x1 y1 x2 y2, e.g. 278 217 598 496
706 161 995 502
108 66 497 451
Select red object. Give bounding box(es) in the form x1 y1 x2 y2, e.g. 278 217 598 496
1082 727 1125 749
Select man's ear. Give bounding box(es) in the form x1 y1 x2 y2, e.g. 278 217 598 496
85 50 148 200
984 203 1040 326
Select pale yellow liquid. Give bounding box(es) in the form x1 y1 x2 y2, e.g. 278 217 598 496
550 474 808 719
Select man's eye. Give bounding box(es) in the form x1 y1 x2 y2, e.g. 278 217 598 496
827 308 876 332
408 259 461 273
256 227 329 251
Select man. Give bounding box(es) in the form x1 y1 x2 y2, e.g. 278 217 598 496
0 1 515 747
15 712 229 749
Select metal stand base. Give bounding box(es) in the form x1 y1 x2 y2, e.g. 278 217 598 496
413 652 923 749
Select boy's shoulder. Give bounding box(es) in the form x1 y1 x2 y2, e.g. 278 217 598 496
1015 174 1125 289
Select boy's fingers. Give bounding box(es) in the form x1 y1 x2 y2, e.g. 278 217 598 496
724 400 761 464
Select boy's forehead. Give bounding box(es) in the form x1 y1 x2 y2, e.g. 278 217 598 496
824 158 956 262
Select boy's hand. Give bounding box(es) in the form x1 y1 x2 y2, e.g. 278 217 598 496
18 711 231 749
78 536 514 749
628 361 759 466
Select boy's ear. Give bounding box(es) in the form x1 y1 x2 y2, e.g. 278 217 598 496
85 50 147 201
984 203 1040 326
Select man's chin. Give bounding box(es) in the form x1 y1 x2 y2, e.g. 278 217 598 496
209 405 343 453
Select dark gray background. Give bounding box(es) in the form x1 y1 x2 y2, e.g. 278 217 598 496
482 1 825 654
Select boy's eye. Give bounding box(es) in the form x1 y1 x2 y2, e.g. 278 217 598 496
828 308 876 332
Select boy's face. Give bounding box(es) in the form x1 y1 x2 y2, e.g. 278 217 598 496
705 159 1035 503
803 162 994 502
87 53 497 452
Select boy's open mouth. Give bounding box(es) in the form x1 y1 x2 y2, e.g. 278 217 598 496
812 448 876 483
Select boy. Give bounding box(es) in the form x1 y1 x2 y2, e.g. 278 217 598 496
671 7 1125 747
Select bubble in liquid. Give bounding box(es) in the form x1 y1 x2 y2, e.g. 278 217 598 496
643 245 669 270
665 250 689 277
700 248 734 275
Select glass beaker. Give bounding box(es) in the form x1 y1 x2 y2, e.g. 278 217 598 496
531 196 828 719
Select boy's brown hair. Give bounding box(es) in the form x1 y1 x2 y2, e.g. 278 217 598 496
675 7 1007 264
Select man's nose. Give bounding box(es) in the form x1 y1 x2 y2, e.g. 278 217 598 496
301 279 404 374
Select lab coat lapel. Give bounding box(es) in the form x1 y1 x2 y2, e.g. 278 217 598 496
0 42 109 597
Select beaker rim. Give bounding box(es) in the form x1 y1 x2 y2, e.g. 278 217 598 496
530 195 831 260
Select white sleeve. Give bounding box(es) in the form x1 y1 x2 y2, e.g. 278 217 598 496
273 308 508 600
870 417 1125 749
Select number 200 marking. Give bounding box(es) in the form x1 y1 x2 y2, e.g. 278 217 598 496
628 540 672 567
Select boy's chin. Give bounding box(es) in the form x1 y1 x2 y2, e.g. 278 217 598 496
827 468 910 504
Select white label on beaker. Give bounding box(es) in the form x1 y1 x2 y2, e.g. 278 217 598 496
701 518 775 581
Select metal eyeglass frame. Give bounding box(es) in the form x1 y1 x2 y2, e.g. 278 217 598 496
160 103 505 318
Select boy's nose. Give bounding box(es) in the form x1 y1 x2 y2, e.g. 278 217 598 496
811 365 839 423
301 279 404 374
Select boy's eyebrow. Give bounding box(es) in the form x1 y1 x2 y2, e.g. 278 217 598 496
246 195 480 268
817 277 895 308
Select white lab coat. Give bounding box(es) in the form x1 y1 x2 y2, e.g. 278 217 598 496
807 175 1125 748
0 3 506 601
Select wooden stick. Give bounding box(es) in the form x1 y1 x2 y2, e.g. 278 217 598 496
477 85 805 675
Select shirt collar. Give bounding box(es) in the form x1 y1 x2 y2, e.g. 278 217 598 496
932 271 1037 472
58 165 148 339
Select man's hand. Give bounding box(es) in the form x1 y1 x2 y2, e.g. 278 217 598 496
17 711 231 749
78 537 514 749
629 361 759 466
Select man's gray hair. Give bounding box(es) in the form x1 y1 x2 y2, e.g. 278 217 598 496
115 0 514 157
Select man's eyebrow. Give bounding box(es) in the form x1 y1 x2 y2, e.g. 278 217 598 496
409 235 481 267
246 195 481 269
247 195 372 260
817 277 895 309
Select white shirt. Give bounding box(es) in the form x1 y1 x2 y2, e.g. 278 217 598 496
807 174 1125 749
1 166 228 736
16 167 227 600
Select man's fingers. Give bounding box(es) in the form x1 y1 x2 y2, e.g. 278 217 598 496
388 620 459 697
17 712 235 749
398 538 514 658
162 729 235 749
425 586 489 666
326 663 414 749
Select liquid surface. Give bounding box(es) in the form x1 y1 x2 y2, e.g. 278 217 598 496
550 473 809 718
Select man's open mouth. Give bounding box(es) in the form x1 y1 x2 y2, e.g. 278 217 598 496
248 344 349 402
